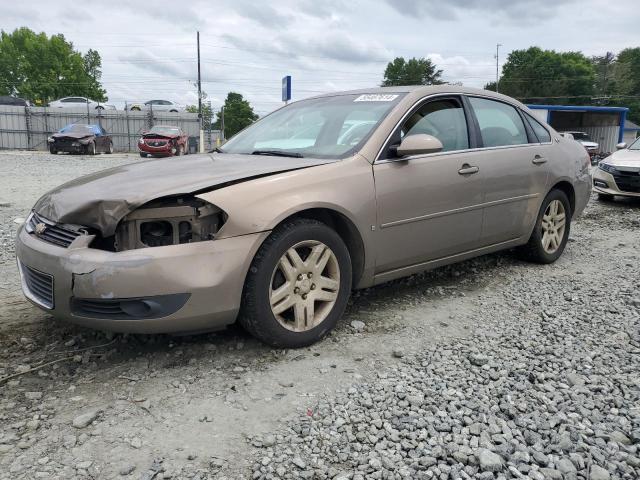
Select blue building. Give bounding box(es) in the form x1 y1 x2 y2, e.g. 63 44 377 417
527 104 629 152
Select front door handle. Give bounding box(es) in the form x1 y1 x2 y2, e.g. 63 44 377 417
532 155 547 165
458 164 479 175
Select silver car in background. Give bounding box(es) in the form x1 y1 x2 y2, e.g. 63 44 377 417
127 100 182 112
593 137 640 200
48 97 116 110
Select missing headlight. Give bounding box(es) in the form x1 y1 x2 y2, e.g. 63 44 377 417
113 196 225 251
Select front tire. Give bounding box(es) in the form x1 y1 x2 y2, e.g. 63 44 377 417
239 218 352 348
86 141 96 155
49 146 57 154
518 189 571 264
598 193 614 202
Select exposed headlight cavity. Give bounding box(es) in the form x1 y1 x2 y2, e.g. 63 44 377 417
113 196 226 251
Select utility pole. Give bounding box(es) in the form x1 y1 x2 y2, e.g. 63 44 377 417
220 106 225 142
495 43 502 93
197 31 204 153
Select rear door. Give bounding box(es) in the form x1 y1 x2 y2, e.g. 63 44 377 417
466 96 550 244
373 95 485 274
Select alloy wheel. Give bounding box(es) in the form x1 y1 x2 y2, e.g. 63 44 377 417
541 199 566 254
269 240 340 332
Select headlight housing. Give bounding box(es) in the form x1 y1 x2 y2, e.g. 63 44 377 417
47 136 54 143
138 138 144 145
598 162 618 174
113 196 226 251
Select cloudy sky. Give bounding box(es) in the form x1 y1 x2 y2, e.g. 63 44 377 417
1 0 637 114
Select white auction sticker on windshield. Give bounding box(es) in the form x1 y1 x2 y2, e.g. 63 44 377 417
354 94 399 102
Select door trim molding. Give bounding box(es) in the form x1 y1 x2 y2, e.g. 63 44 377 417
380 193 539 229
374 237 522 281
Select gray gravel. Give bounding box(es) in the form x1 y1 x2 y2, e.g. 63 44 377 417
0 152 638 479
248 199 640 479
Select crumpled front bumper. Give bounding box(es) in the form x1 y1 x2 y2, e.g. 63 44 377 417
15 226 268 333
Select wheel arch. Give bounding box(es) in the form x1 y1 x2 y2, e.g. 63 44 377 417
549 180 575 214
269 207 366 288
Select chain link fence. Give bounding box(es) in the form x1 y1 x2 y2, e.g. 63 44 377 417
0 106 217 152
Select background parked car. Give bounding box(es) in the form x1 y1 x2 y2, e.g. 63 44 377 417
0 95 31 107
48 124 113 155
560 131 599 153
128 100 182 112
593 137 640 201
48 97 116 110
138 125 189 157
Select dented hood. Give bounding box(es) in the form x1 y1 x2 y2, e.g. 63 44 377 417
51 132 94 140
34 153 337 236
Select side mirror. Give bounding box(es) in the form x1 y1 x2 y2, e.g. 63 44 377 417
396 134 443 157
616 142 627 150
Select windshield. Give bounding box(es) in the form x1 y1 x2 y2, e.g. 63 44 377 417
149 126 180 135
629 137 640 150
60 124 96 134
219 93 405 159
570 132 592 141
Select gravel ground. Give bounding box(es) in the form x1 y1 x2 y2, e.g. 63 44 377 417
0 152 638 479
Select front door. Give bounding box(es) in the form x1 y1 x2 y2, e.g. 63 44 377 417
373 96 485 275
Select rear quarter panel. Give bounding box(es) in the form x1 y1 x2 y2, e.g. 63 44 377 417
546 134 592 218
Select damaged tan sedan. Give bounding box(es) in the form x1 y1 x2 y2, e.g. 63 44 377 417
16 86 591 347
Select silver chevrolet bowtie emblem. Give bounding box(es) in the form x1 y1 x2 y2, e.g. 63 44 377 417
34 223 47 235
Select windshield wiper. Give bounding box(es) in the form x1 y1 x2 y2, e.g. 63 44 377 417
251 149 304 158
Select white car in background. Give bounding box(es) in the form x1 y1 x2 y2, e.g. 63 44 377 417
127 100 182 113
560 131 599 153
48 97 116 110
593 137 640 201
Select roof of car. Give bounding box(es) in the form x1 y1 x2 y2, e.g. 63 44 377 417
307 85 527 108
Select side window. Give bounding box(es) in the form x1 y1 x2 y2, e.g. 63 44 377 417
469 97 528 147
398 99 469 153
524 112 551 143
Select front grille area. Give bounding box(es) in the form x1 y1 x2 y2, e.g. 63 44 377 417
28 211 84 248
613 172 640 193
21 264 54 309
145 140 167 147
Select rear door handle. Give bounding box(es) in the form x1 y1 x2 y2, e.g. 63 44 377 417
458 164 479 175
532 155 547 165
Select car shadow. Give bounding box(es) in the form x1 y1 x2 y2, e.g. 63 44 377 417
1 248 519 384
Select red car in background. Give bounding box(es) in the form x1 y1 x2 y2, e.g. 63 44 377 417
138 125 189 157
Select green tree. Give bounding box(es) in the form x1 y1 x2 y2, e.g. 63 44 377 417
494 47 595 105
0 27 106 104
382 57 443 86
214 92 258 138
613 48 640 123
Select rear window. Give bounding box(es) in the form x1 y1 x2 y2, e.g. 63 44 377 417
525 113 551 143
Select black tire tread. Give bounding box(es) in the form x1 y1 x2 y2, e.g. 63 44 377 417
517 189 571 264
238 218 351 348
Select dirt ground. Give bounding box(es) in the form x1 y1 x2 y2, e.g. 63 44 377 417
0 151 638 479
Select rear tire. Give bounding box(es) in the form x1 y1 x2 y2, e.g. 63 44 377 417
106 141 113 154
239 218 352 348
517 189 571 264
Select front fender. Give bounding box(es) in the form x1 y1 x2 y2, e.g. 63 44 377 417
196 155 377 281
